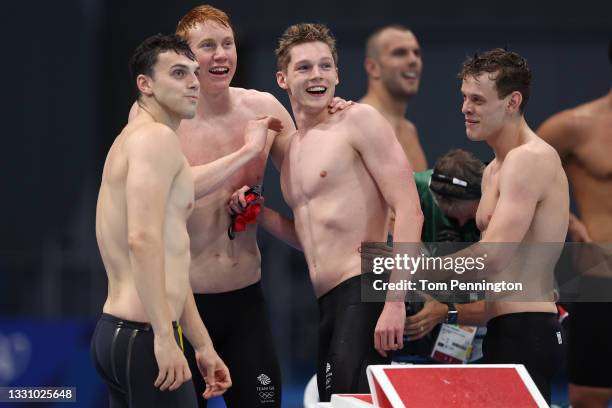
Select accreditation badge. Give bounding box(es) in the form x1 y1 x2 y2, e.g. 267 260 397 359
431 324 477 364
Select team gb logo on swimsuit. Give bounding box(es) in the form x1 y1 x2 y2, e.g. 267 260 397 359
257 373 271 386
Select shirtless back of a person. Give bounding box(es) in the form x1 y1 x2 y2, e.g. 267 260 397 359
476 133 568 320
178 88 289 293
281 107 391 296
96 116 194 322
539 93 612 244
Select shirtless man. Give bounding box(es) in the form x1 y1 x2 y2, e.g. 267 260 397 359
92 34 273 407
126 6 347 408
237 23 423 401
360 25 427 171
459 48 568 403
537 52 612 406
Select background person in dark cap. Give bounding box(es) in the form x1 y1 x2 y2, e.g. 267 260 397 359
396 149 487 362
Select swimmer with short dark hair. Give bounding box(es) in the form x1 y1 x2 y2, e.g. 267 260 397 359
93 33 275 407
458 48 569 403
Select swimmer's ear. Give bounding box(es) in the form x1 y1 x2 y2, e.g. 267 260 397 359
364 57 380 79
507 91 522 115
276 71 288 90
136 74 154 97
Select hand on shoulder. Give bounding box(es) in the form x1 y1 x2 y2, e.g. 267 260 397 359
342 103 390 130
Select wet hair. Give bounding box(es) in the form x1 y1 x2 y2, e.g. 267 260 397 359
458 48 531 114
129 33 195 98
365 24 413 60
176 4 234 39
275 23 338 72
429 149 484 209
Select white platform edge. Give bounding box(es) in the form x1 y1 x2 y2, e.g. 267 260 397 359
366 364 549 408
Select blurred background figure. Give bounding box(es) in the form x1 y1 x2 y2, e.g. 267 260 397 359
536 41 612 408
361 25 428 171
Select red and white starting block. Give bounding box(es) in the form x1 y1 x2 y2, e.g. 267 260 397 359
330 394 374 408
327 364 548 407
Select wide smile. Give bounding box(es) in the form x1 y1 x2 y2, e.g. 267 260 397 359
401 71 419 80
305 85 327 96
208 67 230 76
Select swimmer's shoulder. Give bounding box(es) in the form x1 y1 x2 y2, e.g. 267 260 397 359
122 121 179 159
572 93 609 116
333 104 397 151
233 88 295 131
232 87 284 110
540 95 607 135
113 116 168 148
537 104 592 154
518 128 559 158
339 102 388 126
538 108 577 135
401 117 418 134
507 138 561 181
104 121 178 178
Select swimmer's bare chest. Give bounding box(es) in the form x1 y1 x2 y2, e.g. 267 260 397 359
281 128 358 208
181 113 269 202
476 166 499 236
180 115 268 184
571 119 612 179
178 113 272 292
566 119 612 239
168 160 195 223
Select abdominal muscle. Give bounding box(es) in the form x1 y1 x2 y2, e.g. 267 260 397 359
187 196 262 294
103 253 191 323
294 203 386 298
484 262 558 321
307 246 362 298
100 207 192 323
